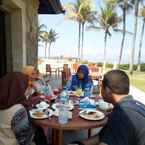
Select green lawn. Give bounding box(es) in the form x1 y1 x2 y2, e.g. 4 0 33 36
105 68 145 92
127 71 145 92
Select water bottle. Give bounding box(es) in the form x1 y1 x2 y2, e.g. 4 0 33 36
43 85 51 96
60 90 69 104
58 103 68 124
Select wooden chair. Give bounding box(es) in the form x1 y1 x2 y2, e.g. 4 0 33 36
61 65 71 88
46 64 57 77
89 65 102 80
72 63 78 73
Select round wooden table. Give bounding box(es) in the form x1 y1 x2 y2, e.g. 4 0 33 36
33 105 108 145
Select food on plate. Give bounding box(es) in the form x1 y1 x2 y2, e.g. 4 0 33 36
83 110 102 118
32 111 45 117
87 111 96 115
79 109 105 120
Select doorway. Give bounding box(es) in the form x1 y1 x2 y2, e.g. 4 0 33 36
0 10 7 78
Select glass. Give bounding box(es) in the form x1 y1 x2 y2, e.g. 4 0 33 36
76 88 83 96
53 89 60 96
58 103 68 124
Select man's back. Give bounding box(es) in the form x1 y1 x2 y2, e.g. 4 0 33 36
99 96 145 145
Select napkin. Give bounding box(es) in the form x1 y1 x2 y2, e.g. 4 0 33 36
79 98 96 109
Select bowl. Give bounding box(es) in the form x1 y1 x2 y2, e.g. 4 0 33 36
98 101 109 110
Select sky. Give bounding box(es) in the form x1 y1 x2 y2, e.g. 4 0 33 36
38 0 145 64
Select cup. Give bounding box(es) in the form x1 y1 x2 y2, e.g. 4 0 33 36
98 100 108 110
53 89 60 96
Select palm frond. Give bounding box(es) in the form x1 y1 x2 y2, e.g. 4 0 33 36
114 28 134 34
86 25 103 31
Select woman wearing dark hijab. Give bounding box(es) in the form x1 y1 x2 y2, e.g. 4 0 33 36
0 72 49 145
65 65 93 96
0 72 37 145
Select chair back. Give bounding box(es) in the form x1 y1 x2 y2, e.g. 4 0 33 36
72 63 78 73
61 66 71 88
46 64 51 72
89 65 102 80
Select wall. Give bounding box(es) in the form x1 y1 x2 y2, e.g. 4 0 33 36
0 0 39 72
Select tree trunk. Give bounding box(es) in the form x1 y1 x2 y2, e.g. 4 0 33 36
48 42 51 58
78 22 81 61
81 22 85 60
103 30 108 71
137 19 145 71
45 42 47 58
119 5 126 65
129 0 139 74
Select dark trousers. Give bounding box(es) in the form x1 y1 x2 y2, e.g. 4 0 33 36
34 126 48 145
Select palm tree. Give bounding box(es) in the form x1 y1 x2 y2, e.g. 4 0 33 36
65 0 82 60
38 24 47 42
65 0 94 60
41 29 58 58
78 0 94 60
129 0 145 74
117 0 133 65
88 5 121 70
137 6 145 71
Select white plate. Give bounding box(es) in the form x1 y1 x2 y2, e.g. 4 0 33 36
29 108 53 119
36 102 49 109
79 109 105 121
52 102 74 111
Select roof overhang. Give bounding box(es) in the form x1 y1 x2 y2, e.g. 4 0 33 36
38 0 65 14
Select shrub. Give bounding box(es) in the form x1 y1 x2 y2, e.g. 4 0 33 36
119 64 129 70
119 63 145 72
97 62 103 67
106 63 113 68
140 63 145 71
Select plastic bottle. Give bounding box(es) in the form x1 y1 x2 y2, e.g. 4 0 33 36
58 90 69 124
58 103 68 124
60 90 69 104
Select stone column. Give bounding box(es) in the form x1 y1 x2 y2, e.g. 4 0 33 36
25 0 39 67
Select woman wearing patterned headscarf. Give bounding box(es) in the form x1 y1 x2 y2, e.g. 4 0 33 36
65 65 93 96
22 65 53 97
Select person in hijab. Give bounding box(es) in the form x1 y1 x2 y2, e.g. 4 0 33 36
0 72 49 145
0 72 34 145
65 65 93 96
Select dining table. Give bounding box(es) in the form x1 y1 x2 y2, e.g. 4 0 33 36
32 95 108 145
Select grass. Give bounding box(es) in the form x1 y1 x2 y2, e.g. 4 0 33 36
128 71 145 92
105 68 145 92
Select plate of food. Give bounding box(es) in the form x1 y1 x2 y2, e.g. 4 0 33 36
79 109 105 121
29 108 53 119
52 101 74 111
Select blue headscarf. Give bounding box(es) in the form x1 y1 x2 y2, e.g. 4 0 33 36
71 65 93 90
